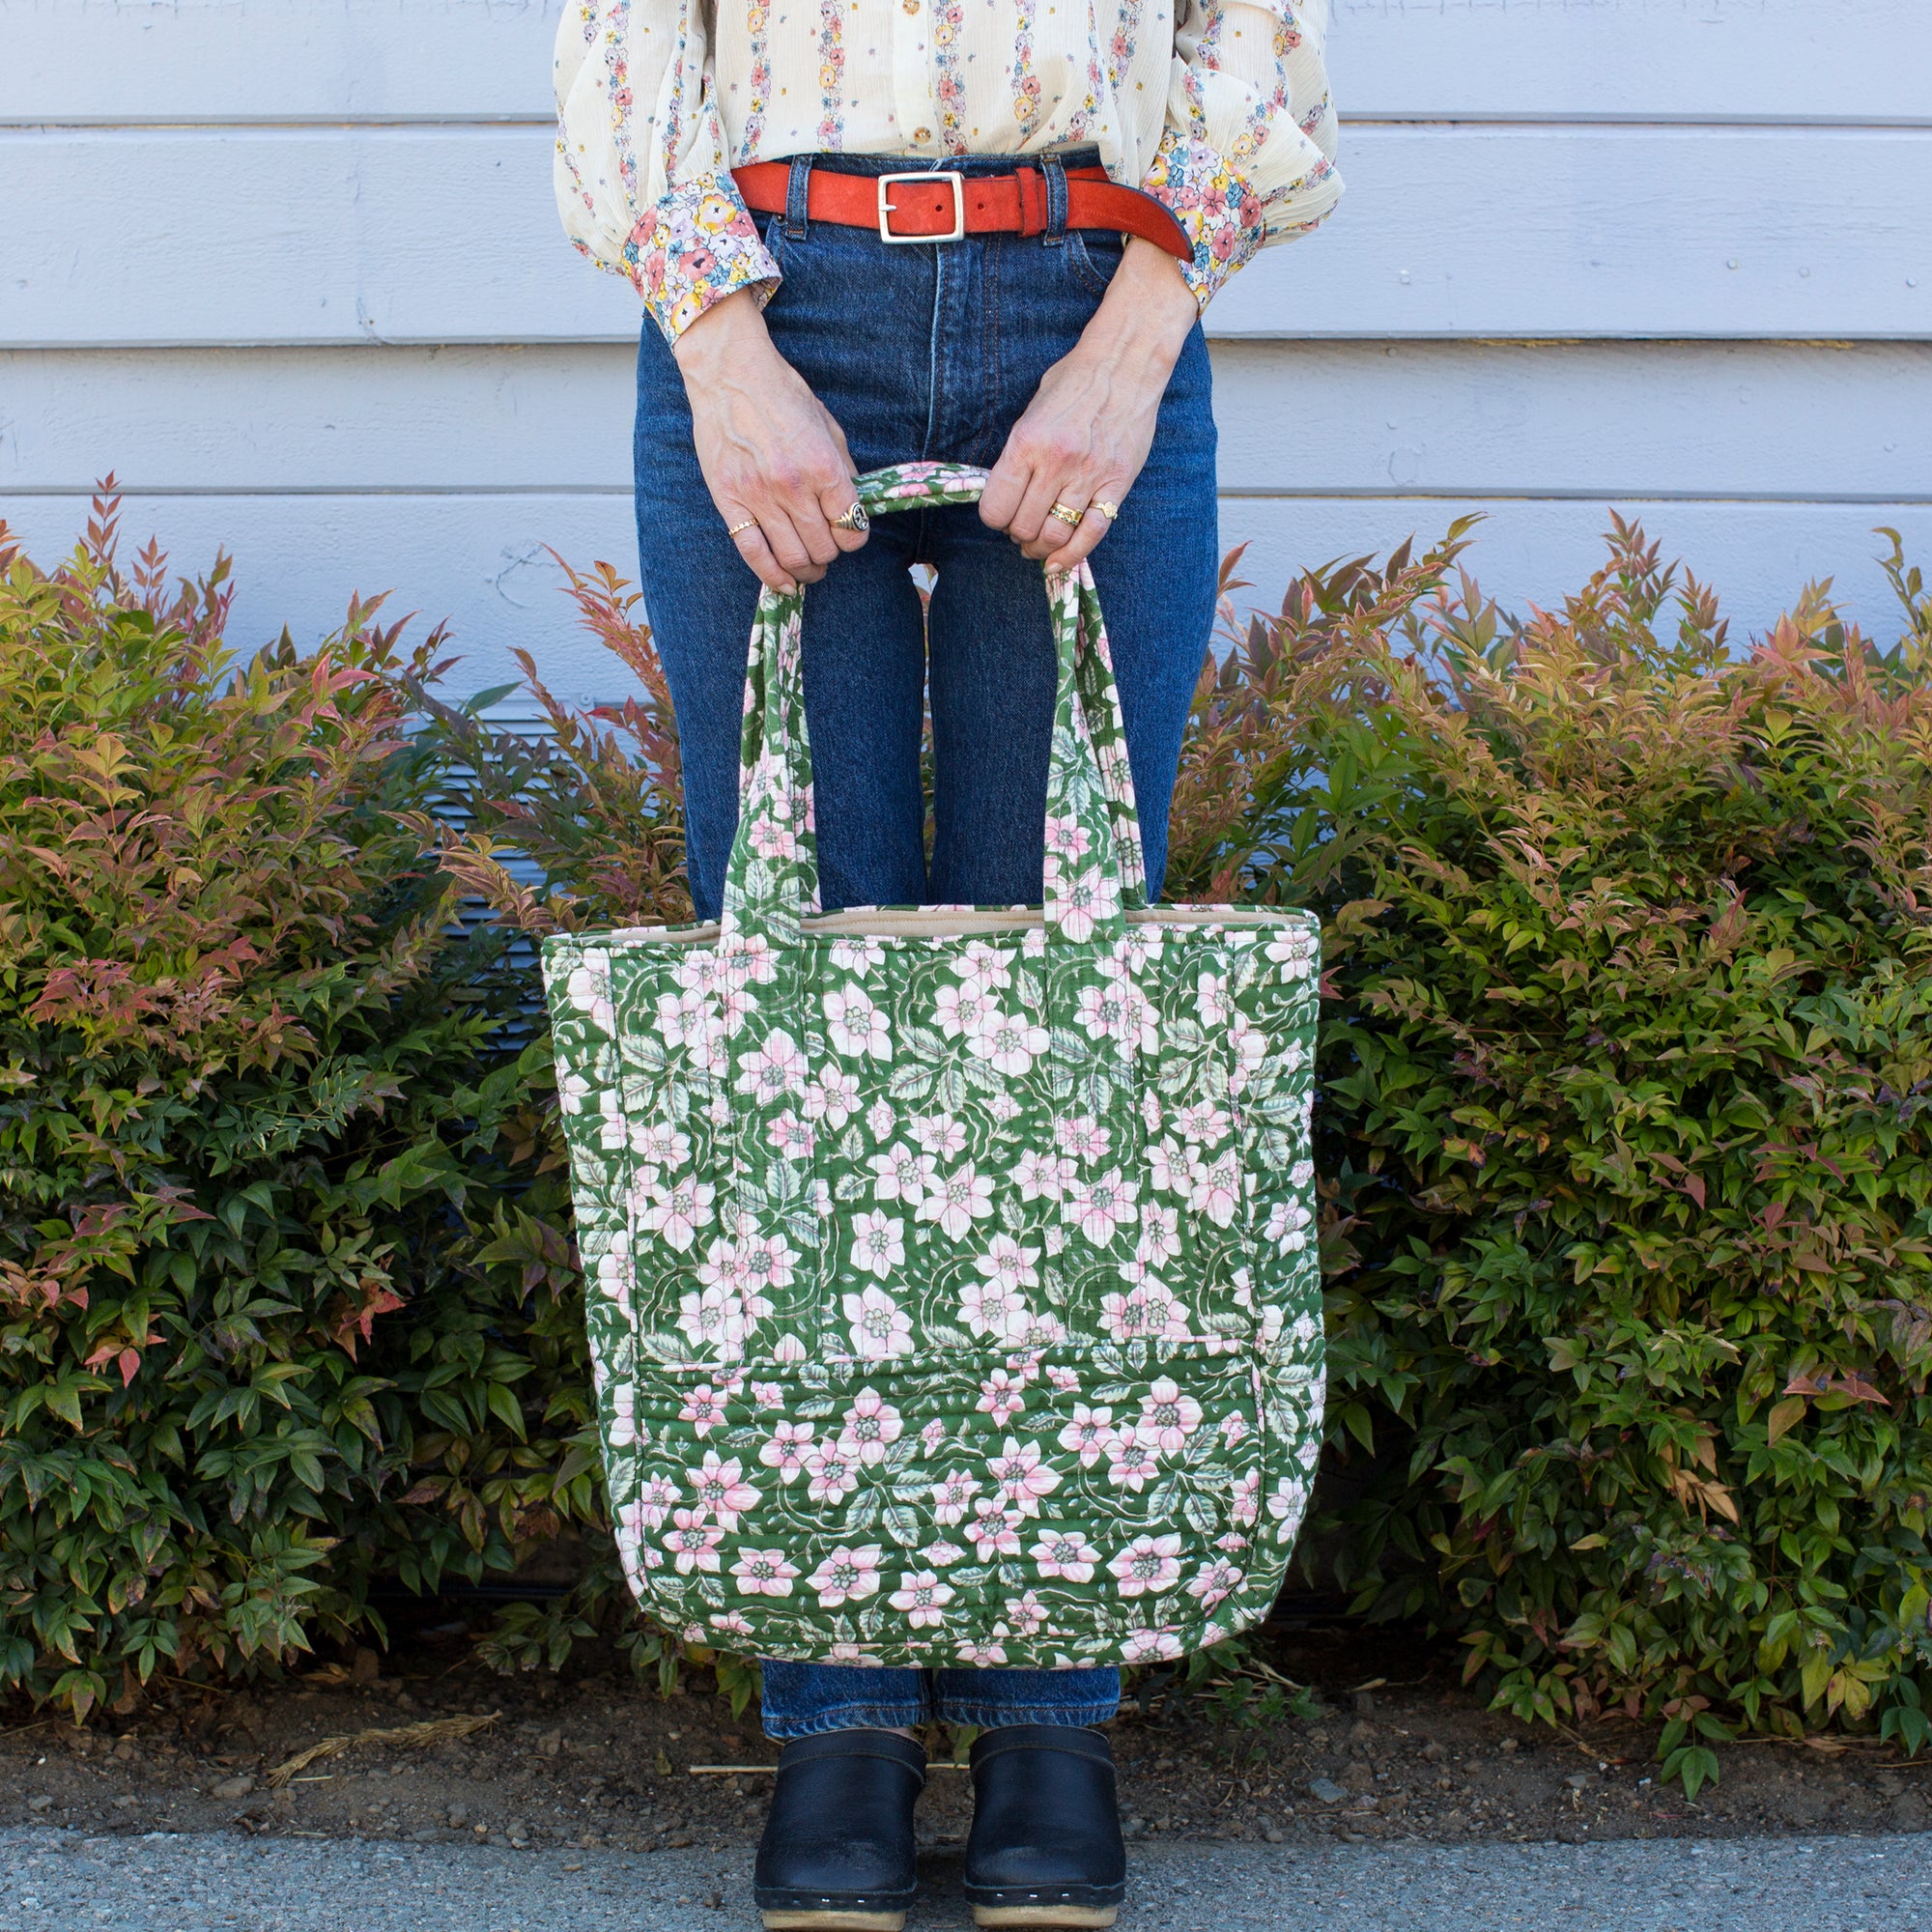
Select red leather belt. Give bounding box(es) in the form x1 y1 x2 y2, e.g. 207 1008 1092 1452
732 160 1191 262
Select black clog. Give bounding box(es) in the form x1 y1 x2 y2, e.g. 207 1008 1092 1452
753 1727 927 1930
964 1723 1126 1928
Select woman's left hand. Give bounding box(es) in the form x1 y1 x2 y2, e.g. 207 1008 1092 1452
980 236 1201 570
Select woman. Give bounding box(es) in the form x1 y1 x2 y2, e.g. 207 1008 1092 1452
554 2 1341 1922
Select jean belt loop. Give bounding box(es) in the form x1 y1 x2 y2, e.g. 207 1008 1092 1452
1041 153 1068 249
784 155 813 242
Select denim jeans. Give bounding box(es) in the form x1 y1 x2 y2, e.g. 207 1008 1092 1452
631 149 1217 1742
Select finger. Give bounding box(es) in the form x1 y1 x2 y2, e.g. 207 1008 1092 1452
761 507 828 585
1043 488 1125 573
817 477 870 555
731 522 797 594
979 447 1032 534
777 486 841 573
1012 466 1083 554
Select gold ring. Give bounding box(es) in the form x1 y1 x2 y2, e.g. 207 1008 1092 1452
832 502 870 533
724 519 757 540
1048 501 1085 527
1094 499 1120 522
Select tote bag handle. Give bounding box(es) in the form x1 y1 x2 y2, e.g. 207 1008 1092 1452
722 460 1150 947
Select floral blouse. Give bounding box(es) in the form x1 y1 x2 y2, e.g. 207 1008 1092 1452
554 0 1343 345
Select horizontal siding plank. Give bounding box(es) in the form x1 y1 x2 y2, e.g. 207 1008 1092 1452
3 125 1928 348
4 493 1925 707
7 342 1931 499
6 0 1926 126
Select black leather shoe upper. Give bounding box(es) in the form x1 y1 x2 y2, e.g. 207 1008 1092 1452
964 1723 1126 1908
753 1727 926 1911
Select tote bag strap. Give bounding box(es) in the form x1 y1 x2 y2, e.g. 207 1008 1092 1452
722 460 1150 947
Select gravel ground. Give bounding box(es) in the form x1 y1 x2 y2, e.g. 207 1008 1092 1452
1 1823 1924 1931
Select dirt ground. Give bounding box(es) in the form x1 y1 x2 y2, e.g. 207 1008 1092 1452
4 1604 1927 1856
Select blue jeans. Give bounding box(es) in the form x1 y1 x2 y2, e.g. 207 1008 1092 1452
632 149 1217 1742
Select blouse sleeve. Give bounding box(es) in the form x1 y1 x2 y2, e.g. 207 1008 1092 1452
553 0 781 345
1140 0 1345 310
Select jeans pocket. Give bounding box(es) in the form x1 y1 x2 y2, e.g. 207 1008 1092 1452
1066 229 1127 298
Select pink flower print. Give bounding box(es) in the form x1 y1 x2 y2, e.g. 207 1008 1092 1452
1265 925 1319 972
606 1380 637 1449
976 1368 1027 1426
1186 1556 1243 1610
767 1110 815 1162
954 1637 1010 1665
838 1387 904 1465
824 983 891 1058
752 1380 784 1409
1138 1378 1205 1457
1045 1363 1082 1395
1175 1100 1234 1146
910 1112 968 1159
1231 1469 1263 1528
1137 1204 1181 1269
828 937 885 976
639 1174 716 1255
1108 1531 1183 1599
1007 1308 1067 1350
959 1273 1023 1341
630 1119 692 1168
919 1163 994 1239
869 1144 929 1210
1146 1135 1190 1198
970 1010 1049 1076
1031 1529 1101 1583
747 813 797 866
721 931 780 986
665 1510 724 1575
1100 1279 1187 1345
934 981 992 1040
1122 1628 1185 1664
1104 1426 1160 1492
1074 980 1155 1057
989 1437 1062 1517
1219 1408 1250 1448
1195 971 1232 1029
919 1415 947 1454
758 1419 815 1484
888 1570 954 1629
807 1544 882 1609
842 1284 913 1360
1014 1148 1069 1202
686 1451 758 1530
677 1383 729 1437
744 1234 799 1296
804 1067 860 1128
1188 1150 1242 1229
1064 1169 1139 1245
850 1209 905 1279
1140 1087 1164 1136
633 1472 679 1532
804 1440 860 1506
1043 814 1093 862
969 1498 1023 1561
929 1468 981 1525
1045 862 1121 942
1055 1114 1111 1164
1007 1590 1050 1637
1057 1404 1118 1468
975 1235 1041 1299
958 941 1013 993
866 1096 897 1142
1265 1195 1313 1253
595 1238 636 1319
736 1026 807 1105
731 1548 800 1598
710 1609 755 1639
564 957 614 1034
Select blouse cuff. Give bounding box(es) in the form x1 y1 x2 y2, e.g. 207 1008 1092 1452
1140 129 1267 310
628 174 781 345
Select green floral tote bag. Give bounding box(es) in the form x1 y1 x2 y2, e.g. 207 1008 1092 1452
542 462 1321 1668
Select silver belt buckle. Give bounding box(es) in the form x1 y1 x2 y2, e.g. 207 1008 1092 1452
877 170 967 243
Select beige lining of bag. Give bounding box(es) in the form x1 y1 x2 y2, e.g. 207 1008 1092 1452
601 905 1304 948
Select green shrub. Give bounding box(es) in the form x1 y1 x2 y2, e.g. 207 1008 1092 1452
1170 519 1932 1782
0 502 599 1719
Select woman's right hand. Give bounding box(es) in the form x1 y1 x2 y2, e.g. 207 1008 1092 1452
672 290 868 592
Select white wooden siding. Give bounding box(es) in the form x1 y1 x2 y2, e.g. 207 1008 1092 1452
3 0 1929 706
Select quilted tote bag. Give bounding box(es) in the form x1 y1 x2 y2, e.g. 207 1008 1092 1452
542 461 1322 1668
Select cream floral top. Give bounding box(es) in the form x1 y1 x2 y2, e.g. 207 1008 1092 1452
554 0 1343 345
